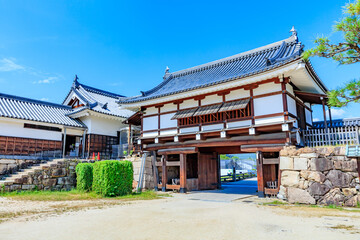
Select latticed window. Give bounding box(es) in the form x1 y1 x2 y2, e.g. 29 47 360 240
173 99 251 127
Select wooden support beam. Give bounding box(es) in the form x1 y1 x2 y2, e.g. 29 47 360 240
151 151 159 191
179 153 187 193
256 151 265 197
161 155 167 192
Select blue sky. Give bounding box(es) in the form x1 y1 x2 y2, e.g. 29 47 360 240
0 0 359 121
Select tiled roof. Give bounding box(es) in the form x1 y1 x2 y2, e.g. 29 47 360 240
313 118 360 129
64 79 134 118
120 34 303 104
0 93 85 128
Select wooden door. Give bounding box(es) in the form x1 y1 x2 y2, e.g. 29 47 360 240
198 153 218 190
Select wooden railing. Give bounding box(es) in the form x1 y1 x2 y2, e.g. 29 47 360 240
303 126 360 147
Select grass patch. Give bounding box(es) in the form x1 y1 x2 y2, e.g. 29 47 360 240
0 189 171 201
262 200 288 206
331 224 355 230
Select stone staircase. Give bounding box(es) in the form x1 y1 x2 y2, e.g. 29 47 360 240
0 158 68 190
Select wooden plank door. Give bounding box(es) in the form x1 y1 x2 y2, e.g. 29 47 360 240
198 152 218 190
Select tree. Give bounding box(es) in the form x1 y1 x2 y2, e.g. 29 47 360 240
303 0 360 107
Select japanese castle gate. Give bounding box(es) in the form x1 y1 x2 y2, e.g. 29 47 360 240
120 30 330 195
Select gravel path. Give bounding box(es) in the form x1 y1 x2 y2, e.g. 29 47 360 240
1 193 360 240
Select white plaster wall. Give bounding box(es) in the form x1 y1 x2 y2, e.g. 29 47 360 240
144 106 158 116
143 131 158 138
160 113 177 129
253 82 281 96
254 95 283 116
143 116 158 131
226 89 250 101
305 108 312 125
180 99 198 109
287 95 297 116
179 126 199 134
202 94 222 105
160 129 177 136
255 116 284 125
202 123 223 131
160 103 177 113
0 119 62 141
81 115 124 137
226 120 252 129
286 84 294 95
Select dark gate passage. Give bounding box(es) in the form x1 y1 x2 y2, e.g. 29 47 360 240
152 146 280 196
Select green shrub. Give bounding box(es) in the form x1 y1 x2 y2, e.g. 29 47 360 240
93 160 133 197
75 163 93 192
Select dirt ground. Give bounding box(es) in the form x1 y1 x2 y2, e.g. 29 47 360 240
1 191 360 240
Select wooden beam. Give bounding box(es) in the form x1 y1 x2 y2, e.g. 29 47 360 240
179 153 187 193
151 151 159 191
158 147 198 155
166 184 180 190
161 155 167 192
146 138 287 151
256 151 264 197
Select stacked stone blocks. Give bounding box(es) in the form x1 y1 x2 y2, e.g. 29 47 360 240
279 147 360 207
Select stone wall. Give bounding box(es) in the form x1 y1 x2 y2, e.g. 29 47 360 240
279 147 360 207
1 159 82 192
0 159 48 180
126 156 154 190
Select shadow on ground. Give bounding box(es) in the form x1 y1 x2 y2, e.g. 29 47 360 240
186 177 258 202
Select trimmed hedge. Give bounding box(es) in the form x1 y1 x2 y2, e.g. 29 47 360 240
93 160 133 197
75 163 93 192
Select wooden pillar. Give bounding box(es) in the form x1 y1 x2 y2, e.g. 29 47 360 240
328 107 333 127
321 98 331 145
62 128 67 158
249 89 255 125
180 153 187 193
321 98 328 131
256 151 264 197
151 151 159 191
82 130 86 158
161 155 167 192
128 124 132 150
217 153 221 189
281 80 289 121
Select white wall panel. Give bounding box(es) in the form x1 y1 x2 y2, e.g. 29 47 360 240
180 99 198 109
82 115 124 137
144 106 157 116
0 120 62 141
142 131 158 138
179 126 198 134
226 89 250 101
202 94 222 105
255 116 284 125
160 103 177 113
143 116 158 131
286 84 294 95
160 129 177 136
287 95 297 116
160 113 177 129
226 120 251 129
202 123 223 131
253 82 281 96
254 95 283 116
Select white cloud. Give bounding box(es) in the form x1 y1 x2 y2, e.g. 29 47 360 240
0 58 24 72
313 118 321 122
329 108 346 118
40 98 49 101
33 76 58 84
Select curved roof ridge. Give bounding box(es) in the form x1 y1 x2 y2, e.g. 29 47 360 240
78 82 125 99
170 34 298 78
0 92 72 109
